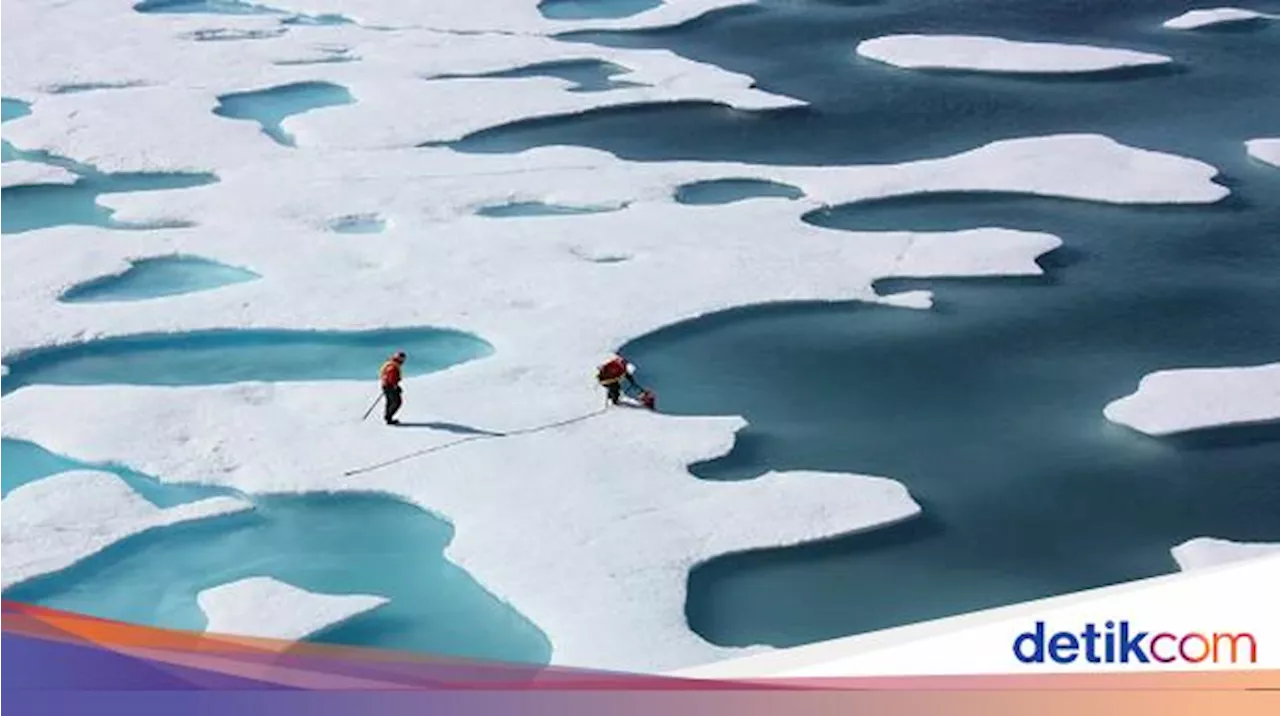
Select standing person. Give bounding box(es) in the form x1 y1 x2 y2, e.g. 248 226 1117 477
380 351 407 425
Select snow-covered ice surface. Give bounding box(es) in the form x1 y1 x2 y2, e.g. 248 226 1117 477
1104 363 1280 436
0 0 799 167
1247 138 1280 167
1 471 250 589
2 160 79 188
0 0 1258 673
1163 7 1274 30
1172 537 1280 571
0 138 1228 670
198 576 389 642
4 387 927 669
855 35 1172 74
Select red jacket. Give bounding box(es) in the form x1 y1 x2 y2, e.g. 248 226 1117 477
380 360 402 388
597 357 628 385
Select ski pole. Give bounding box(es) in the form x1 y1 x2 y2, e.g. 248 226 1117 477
361 393 383 421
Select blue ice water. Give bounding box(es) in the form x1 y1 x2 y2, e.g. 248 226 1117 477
438 60 643 93
1 328 493 396
133 0 277 15
1 438 234 506
2 144 96 173
1 170 216 234
329 214 386 233
675 179 804 205
59 256 260 303
2 97 31 122
3 490 551 663
538 0 661 20
627 180 1280 647
2 439 84 496
446 101 750 155
461 2 1280 165
134 0 353 24
477 201 622 217
213 82 355 147
495 60 642 92
1 323 525 661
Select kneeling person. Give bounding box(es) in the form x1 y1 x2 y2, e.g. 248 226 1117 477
596 354 654 409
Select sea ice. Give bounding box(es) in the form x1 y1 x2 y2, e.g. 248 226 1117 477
2 160 79 188
2 470 251 589
879 228 1061 278
198 576 389 641
1171 537 1280 571
856 34 1172 74
249 0 751 33
0 0 1246 674
2 384 924 670
1163 7 1273 30
75 134 1228 241
0 133 1227 669
1246 138 1280 168
0 0 800 168
1103 363 1280 436
876 290 934 310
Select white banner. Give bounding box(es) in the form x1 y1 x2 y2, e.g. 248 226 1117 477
680 553 1280 678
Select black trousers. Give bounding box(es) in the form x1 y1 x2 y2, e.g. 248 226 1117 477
605 377 638 405
383 385 403 422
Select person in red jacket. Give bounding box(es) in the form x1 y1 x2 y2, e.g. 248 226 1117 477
379 351 407 425
596 353 655 409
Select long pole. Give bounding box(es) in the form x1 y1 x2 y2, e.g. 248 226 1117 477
361 393 383 421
